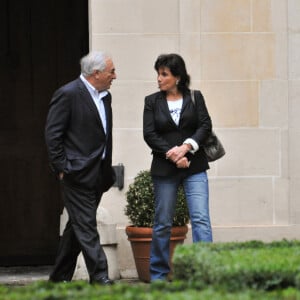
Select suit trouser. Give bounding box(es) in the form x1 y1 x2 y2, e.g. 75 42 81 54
49 182 108 282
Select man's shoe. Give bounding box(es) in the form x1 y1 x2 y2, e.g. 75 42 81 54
91 276 114 285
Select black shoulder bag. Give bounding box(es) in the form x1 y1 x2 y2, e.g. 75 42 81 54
191 90 226 162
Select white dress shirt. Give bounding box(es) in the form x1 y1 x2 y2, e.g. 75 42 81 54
80 74 108 158
80 74 108 134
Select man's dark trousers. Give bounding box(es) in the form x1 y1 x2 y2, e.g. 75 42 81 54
49 182 108 282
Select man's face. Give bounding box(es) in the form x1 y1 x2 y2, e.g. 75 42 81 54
95 58 117 91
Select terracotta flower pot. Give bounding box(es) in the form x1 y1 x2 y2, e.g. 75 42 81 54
125 225 188 282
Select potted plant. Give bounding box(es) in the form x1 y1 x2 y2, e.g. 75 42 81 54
125 170 189 282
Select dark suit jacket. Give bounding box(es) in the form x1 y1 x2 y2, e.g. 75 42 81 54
143 90 212 177
45 77 115 191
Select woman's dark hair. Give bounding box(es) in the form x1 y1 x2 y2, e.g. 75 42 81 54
154 53 190 93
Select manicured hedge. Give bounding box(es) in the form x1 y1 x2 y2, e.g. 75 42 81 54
1 281 300 300
1 240 300 299
172 239 300 291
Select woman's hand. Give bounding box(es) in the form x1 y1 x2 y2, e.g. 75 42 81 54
166 144 191 163
176 157 190 168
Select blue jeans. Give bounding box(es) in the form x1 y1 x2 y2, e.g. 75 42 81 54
150 172 212 281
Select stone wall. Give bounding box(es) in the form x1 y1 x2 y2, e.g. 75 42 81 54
85 0 300 278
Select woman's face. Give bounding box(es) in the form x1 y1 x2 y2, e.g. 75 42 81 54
157 67 179 92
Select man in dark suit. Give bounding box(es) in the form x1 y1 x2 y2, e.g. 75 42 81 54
45 51 116 285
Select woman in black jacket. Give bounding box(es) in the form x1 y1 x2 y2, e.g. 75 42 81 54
143 53 213 282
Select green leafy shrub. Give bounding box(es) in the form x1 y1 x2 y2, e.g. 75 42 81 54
2 280 300 300
125 170 189 227
172 240 300 291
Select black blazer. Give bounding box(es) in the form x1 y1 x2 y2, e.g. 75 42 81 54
45 77 115 191
143 90 212 177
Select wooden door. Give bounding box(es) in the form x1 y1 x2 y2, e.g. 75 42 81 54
0 0 88 265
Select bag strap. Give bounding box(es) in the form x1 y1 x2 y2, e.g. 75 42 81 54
190 89 195 105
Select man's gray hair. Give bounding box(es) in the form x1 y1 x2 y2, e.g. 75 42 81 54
80 51 111 77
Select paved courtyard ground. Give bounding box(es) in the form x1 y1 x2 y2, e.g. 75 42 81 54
0 266 139 286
